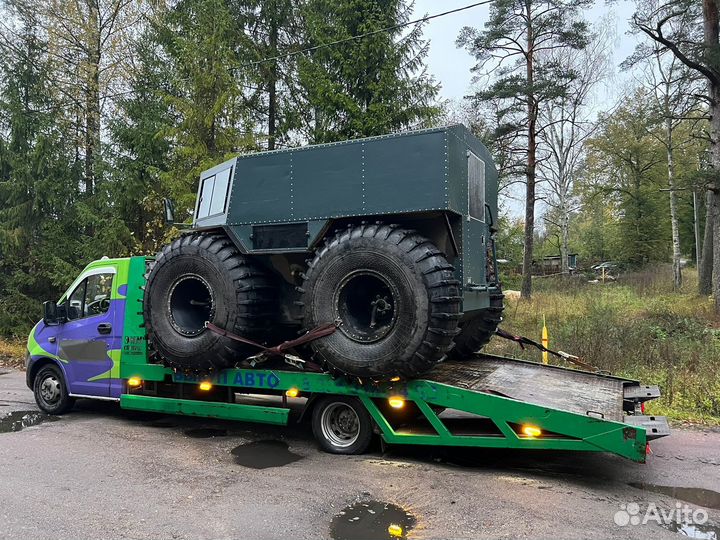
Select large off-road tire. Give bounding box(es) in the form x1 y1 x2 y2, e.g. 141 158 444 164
301 224 461 379
144 233 277 373
450 290 504 358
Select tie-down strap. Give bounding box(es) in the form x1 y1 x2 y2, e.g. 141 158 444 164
205 321 336 370
495 328 600 372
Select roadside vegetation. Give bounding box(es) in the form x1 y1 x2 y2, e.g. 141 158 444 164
488 267 720 426
0 338 25 369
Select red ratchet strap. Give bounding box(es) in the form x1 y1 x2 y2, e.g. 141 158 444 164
205 321 336 370
495 328 599 372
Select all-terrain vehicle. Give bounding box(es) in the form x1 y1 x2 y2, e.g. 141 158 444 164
144 125 503 379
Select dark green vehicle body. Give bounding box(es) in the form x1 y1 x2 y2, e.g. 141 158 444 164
193 125 499 313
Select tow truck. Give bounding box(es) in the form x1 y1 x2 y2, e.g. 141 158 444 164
26 255 669 461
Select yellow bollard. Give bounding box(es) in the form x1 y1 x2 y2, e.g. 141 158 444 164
541 315 549 365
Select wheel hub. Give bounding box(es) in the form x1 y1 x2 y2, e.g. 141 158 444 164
335 271 398 343
39 376 60 403
167 274 215 336
320 403 360 448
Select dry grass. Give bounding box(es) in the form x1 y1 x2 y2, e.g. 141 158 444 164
0 338 26 370
487 267 720 425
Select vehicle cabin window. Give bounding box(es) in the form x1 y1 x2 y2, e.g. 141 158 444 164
196 166 232 219
66 273 114 321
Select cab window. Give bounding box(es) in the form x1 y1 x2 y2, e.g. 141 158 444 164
66 273 114 320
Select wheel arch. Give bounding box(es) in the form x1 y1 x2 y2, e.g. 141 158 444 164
28 357 69 389
317 211 460 265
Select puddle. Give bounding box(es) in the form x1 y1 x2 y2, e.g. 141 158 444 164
184 428 227 438
0 410 59 433
330 501 416 540
663 520 720 539
230 440 302 469
629 483 720 511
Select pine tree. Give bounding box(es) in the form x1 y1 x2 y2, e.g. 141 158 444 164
110 33 174 252
298 0 440 143
0 1 81 334
457 0 591 299
152 0 257 216
239 0 304 149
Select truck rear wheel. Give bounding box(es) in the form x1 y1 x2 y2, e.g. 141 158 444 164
301 224 461 379
311 396 373 454
450 291 504 358
144 233 277 372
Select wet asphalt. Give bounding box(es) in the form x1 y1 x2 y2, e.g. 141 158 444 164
0 368 719 540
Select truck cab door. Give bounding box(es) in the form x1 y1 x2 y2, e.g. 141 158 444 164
57 268 118 398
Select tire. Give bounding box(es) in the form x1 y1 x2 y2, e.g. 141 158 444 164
144 233 277 373
301 224 461 379
450 290 504 358
33 364 75 414
311 396 373 454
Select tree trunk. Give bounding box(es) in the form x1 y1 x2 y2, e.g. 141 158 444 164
521 0 535 299
666 117 682 289
267 11 278 151
84 0 101 196
700 188 715 295
560 207 570 274
704 0 720 311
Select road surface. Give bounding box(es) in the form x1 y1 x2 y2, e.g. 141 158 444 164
0 368 718 540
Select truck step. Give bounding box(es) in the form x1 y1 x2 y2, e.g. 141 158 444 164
623 415 670 441
623 384 661 402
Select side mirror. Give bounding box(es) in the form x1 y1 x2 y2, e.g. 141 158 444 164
43 301 60 325
163 198 175 225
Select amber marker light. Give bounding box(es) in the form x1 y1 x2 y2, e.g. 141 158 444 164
127 377 142 387
388 397 405 409
199 381 213 391
285 388 300 398
522 425 542 438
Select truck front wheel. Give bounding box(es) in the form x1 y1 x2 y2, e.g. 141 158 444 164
311 396 373 455
33 364 75 415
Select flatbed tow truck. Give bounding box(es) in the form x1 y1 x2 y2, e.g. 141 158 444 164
27 256 669 462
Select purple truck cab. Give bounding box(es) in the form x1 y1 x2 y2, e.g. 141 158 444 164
26 257 131 402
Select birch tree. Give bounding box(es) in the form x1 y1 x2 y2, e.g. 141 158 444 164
641 48 702 289
538 24 613 273
44 0 141 194
633 0 720 310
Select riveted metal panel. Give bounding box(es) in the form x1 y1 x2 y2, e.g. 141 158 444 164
229 152 293 223
220 126 488 227
292 143 363 218
362 130 447 213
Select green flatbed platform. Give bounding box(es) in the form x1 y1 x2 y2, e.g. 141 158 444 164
120 352 668 463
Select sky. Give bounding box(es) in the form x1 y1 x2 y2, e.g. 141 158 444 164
411 0 643 218
413 0 641 106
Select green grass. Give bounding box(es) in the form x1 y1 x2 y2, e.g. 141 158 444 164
487 267 720 426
